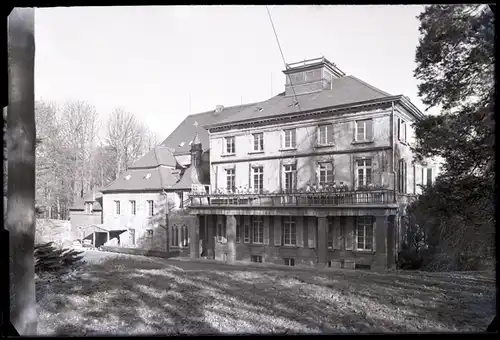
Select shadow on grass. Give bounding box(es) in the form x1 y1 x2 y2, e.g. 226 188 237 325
36 254 495 335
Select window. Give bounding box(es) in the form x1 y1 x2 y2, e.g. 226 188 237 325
252 133 264 152
355 119 373 142
226 168 235 193
283 164 296 192
171 225 179 247
216 223 226 242
283 258 295 266
146 229 153 237
225 136 235 154
114 200 121 215
357 217 374 251
283 129 296 149
252 216 264 244
129 229 135 245
252 166 264 193
291 72 304 83
129 200 136 215
398 118 407 143
147 200 154 217
178 192 184 209
283 217 297 246
251 255 263 263
243 224 251 243
319 162 334 185
318 124 333 145
398 160 407 193
181 225 189 248
426 168 433 187
328 218 334 249
236 223 241 243
85 202 93 214
356 159 372 188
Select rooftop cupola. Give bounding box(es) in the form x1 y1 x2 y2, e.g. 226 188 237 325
190 132 202 168
283 57 346 97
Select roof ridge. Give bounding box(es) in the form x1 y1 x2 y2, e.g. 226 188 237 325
347 75 392 97
153 147 160 166
185 101 259 118
157 167 164 189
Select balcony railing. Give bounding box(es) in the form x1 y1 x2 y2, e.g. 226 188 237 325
189 190 417 208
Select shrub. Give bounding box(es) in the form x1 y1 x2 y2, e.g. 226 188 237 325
34 241 84 273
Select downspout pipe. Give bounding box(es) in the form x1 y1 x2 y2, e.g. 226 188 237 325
391 101 397 203
161 189 170 252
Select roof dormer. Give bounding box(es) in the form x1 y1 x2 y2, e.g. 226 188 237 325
283 57 346 97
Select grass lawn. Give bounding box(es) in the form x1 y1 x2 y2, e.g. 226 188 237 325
36 250 496 335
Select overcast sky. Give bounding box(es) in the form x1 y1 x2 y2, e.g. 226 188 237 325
35 5 434 142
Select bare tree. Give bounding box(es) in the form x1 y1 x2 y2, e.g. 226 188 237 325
59 100 99 201
6 7 37 335
106 108 155 178
35 101 62 218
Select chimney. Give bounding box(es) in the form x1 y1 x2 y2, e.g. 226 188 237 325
215 105 224 113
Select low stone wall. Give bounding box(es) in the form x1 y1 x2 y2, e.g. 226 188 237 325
35 219 71 248
100 246 180 259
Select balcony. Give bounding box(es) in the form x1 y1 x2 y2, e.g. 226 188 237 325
189 189 417 208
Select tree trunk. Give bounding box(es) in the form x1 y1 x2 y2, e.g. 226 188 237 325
6 7 37 335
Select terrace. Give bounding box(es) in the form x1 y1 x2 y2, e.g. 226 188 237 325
189 185 416 209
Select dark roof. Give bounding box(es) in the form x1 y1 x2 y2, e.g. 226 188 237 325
129 146 176 169
100 167 181 193
171 165 208 191
212 76 392 127
160 103 257 154
70 190 103 211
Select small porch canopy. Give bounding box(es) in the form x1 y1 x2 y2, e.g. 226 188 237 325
78 224 127 247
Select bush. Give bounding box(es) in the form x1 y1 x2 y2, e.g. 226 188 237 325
34 241 84 273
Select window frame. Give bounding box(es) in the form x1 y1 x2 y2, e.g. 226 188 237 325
398 118 407 143
398 159 408 193
147 200 154 217
226 168 236 193
252 166 264 193
114 200 121 215
426 168 433 187
356 216 374 251
244 224 251 243
327 218 334 249
224 136 236 155
355 119 373 142
129 200 136 215
252 216 264 244
317 124 333 146
252 132 264 152
216 223 226 243
171 225 179 247
283 216 297 246
283 128 297 149
318 162 334 186
180 225 189 248
283 164 296 192
356 159 373 188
